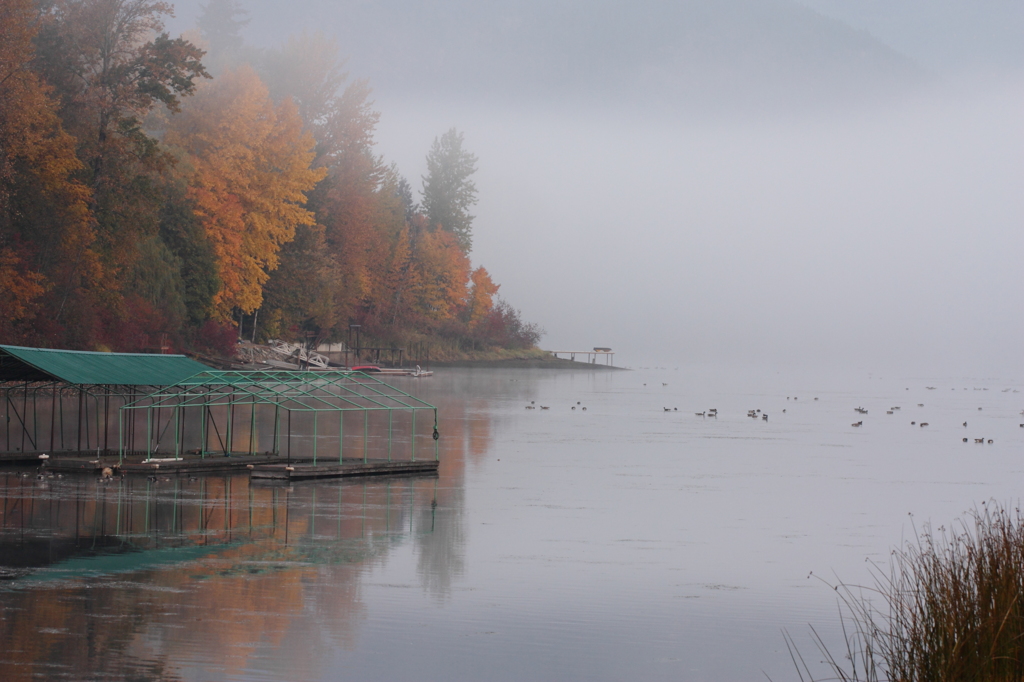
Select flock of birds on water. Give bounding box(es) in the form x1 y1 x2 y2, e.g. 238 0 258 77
523 383 1024 445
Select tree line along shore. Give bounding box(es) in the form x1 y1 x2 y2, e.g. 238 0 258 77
0 0 542 358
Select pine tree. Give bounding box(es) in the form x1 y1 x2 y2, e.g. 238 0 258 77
421 128 478 252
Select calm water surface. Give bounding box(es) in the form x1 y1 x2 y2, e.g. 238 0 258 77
2 366 1023 681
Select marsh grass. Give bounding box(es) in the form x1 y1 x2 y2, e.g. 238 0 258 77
787 503 1024 682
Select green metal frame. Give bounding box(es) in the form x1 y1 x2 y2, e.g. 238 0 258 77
1 381 154 456
118 371 438 465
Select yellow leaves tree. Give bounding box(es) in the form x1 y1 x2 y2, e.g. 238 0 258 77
410 227 470 323
465 266 499 329
165 65 326 319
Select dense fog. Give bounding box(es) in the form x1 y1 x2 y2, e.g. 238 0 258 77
168 0 1023 376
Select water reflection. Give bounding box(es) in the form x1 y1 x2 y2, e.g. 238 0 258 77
0 472 447 680
0 370 512 681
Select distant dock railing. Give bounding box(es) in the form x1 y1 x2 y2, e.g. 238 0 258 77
547 348 615 366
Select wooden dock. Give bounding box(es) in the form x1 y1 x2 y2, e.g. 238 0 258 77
251 459 438 481
24 453 438 480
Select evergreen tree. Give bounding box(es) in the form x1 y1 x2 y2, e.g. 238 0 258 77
198 0 249 58
421 128 477 252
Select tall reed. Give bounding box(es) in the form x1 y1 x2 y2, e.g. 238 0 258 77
789 503 1024 682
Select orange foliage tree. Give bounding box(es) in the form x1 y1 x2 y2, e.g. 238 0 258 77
165 66 325 319
0 0 97 345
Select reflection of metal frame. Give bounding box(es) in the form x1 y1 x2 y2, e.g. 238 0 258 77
119 371 438 465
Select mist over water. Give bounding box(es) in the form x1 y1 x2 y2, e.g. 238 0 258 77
375 77 1023 377
165 0 1023 376
10 2 1015 679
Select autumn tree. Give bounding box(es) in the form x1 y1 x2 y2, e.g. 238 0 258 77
409 228 470 323
464 266 499 329
164 65 325 320
259 34 404 339
421 128 478 252
0 0 97 345
32 0 208 285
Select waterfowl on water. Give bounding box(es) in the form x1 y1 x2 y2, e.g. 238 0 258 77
975 439 985 443
852 421 863 427
540 406 550 410
696 411 705 417
920 422 929 427
963 438 968 442
988 439 994 444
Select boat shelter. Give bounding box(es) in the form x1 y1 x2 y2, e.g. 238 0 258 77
119 370 438 464
0 346 437 466
0 345 209 457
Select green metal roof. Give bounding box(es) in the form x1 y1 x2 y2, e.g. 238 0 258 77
0 345 209 386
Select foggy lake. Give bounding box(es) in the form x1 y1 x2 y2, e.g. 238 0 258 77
2 0 1022 679
3 367 1023 681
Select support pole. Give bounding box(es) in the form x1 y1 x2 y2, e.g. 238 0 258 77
226 389 234 457
273 402 280 457
201 404 208 458
118 409 124 465
50 388 57 452
249 398 256 456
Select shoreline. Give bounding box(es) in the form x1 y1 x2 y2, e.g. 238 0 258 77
425 357 627 370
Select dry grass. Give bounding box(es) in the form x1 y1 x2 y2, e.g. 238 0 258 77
787 503 1024 682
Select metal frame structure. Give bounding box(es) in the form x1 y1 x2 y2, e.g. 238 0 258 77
117 370 438 465
1 382 154 457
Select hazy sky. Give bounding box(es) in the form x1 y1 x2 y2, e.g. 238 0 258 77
166 1 1023 377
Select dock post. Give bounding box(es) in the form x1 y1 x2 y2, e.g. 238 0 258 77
313 412 318 466
411 410 416 462
338 411 343 464
387 411 392 462
362 411 367 463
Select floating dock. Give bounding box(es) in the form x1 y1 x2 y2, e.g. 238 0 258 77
250 459 438 481
0 346 441 482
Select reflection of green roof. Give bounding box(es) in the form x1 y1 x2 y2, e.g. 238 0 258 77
0 345 209 386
